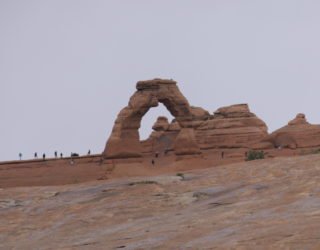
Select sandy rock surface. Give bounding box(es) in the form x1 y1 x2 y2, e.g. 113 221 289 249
2 155 320 249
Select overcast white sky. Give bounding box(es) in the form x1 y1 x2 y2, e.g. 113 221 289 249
1 0 320 161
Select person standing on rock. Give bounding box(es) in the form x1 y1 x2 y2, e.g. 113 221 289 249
43 153 46 161
19 153 22 160
34 152 38 159
60 153 63 158
54 151 58 158
88 150 91 155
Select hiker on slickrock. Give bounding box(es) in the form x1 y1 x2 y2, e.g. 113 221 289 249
60 153 63 158
19 153 22 160
34 152 38 159
43 153 46 161
88 150 91 155
54 151 58 158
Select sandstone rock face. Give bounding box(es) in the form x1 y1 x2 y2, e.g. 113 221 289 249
189 106 211 128
168 120 181 131
195 104 269 149
288 113 309 126
104 79 320 159
142 118 180 154
103 79 200 158
173 128 201 156
142 104 269 153
152 116 170 131
266 114 320 149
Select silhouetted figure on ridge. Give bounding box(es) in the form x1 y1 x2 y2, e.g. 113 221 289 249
43 153 46 161
60 153 63 158
34 152 38 159
19 153 22 160
88 150 91 155
54 151 58 158
71 152 79 157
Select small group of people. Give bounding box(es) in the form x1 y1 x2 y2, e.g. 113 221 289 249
34 151 61 160
18 149 92 161
151 151 160 166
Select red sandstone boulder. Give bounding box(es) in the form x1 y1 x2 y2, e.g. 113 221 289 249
195 104 268 149
266 114 320 149
152 116 170 131
190 106 210 128
288 113 309 126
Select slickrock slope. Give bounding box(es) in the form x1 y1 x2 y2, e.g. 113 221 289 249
266 113 320 149
2 155 320 249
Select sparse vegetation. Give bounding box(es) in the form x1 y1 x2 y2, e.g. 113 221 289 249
128 180 158 186
246 150 265 161
312 148 320 154
176 173 185 180
300 148 320 155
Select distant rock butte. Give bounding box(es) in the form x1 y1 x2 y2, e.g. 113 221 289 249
103 79 320 159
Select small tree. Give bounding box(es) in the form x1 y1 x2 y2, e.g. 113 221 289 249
246 150 265 161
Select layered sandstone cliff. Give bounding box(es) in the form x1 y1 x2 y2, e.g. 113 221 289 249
195 104 268 149
142 104 269 154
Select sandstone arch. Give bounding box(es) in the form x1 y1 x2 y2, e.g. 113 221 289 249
103 79 200 159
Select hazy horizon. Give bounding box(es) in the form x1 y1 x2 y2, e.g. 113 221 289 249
2 1 320 161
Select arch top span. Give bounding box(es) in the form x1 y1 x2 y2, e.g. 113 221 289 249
103 78 200 159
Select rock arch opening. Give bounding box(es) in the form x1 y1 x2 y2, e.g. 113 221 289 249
139 104 174 141
103 79 201 159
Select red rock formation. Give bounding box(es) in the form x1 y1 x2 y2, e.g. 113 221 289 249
266 114 320 149
103 79 200 159
152 116 170 131
104 79 320 160
195 104 268 149
141 104 269 154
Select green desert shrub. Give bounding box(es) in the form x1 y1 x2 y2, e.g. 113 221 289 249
128 180 157 186
312 148 320 154
176 173 185 180
246 150 265 161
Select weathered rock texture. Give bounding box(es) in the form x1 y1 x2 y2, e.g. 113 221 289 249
265 113 320 149
103 79 200 158
142 104 269 154
196 104 268 149
3 155 320 249
104 79 320 159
